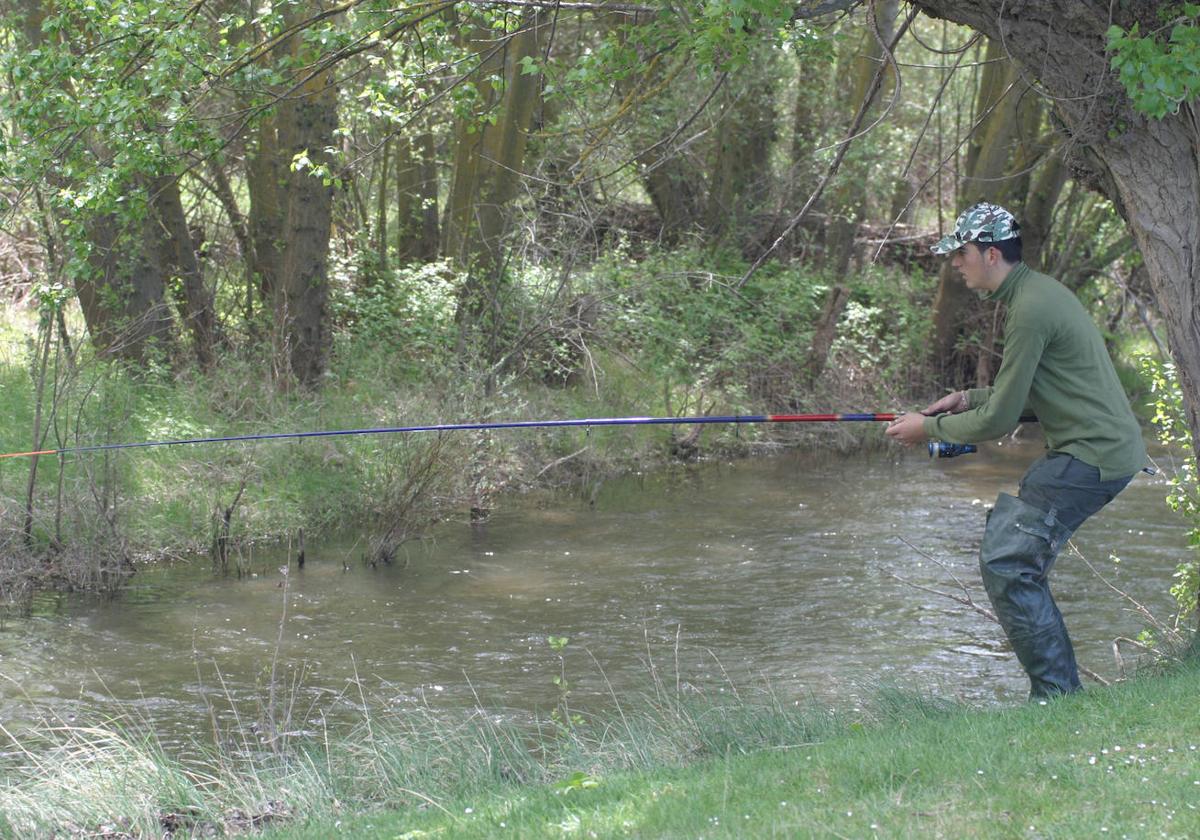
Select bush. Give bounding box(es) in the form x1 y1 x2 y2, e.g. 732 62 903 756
329 257 459 375
1141 355 1200 634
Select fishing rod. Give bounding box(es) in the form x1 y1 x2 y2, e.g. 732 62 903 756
0 411 1015 462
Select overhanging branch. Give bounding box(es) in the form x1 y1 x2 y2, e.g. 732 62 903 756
792 0 863 20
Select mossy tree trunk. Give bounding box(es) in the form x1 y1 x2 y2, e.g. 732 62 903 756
76 200 177 364
442 12 543 345
929 39 1019 377
247 110 284 304
929 36 1065 388
150 176 217 369
704 68 778 245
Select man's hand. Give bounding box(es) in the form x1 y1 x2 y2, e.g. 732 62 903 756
885 412 929 447
922 390 968 416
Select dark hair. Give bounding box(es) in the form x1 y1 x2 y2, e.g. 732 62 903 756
971 236 1023 264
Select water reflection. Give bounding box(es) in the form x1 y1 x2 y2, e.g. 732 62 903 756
0 436 1188 745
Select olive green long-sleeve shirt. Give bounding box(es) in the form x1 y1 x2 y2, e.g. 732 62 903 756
923 262 1146 480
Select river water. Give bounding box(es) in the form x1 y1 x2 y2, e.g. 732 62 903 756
0 435 1189 746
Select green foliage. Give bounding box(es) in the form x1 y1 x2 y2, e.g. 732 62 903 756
328 256 459 372
830 266 935 393
1140 355 1200 624
537 0 795 109
1107 5 1200 119
553 770 601 795
3 0 223 221
599 249 825 404
547 634 583 732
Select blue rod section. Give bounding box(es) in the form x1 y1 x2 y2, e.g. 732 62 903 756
43 414 779 457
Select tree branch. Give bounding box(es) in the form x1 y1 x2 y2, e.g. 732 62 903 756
792 0 864 20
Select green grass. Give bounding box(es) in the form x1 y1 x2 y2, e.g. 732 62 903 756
257 664 1200 840
4 663 1196 838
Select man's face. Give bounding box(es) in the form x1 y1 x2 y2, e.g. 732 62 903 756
950 243 988 290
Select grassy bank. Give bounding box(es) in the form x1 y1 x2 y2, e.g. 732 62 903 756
271 663 1200 839
1 662 1197 838
267 668 1200 839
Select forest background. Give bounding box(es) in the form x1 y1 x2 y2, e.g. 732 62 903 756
0 0 1197 629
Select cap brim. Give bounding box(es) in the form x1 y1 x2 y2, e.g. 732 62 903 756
931 235 964 255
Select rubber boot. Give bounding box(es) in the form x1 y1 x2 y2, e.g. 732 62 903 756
979 493 1078 699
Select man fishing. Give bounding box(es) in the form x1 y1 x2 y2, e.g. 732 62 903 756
884 202 1147 700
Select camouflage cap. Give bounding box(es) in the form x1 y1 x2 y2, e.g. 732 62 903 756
931 202 1021 255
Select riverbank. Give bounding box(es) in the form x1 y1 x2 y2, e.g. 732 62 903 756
1 661 1196 838
0 321 895 604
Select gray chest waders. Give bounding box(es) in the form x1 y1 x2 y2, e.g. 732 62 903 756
980 493 1078 698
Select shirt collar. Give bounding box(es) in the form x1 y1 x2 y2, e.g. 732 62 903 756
983 261 1030 304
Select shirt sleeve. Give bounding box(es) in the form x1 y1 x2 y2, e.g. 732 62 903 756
966 387 992 409
922 325 1046 443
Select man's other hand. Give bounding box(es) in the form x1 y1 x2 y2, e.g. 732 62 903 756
922 390 968 416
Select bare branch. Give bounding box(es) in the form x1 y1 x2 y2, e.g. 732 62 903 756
738 3 917 286
893 536 1116 688
1067 541 1184 646
461 0 654 10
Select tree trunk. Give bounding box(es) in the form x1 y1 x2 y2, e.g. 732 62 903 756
376 137 390 275
1021 153 1069 271
442 12 543 342
442 14 542 280
1104 122 1200 453
801 1 897 381
704 69 777 244
640 151 703 246
822 0 899 276
396 130 439 263
913 0 1200 459
789 57 828 208
76 206 177 363
611 53 703 244
416 131 440 260
930 39 1023 374
274 25 339 387
806 284 851 384
929 36 1062 387
205 156 258 323
247 111 284 302
150 176 216 368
